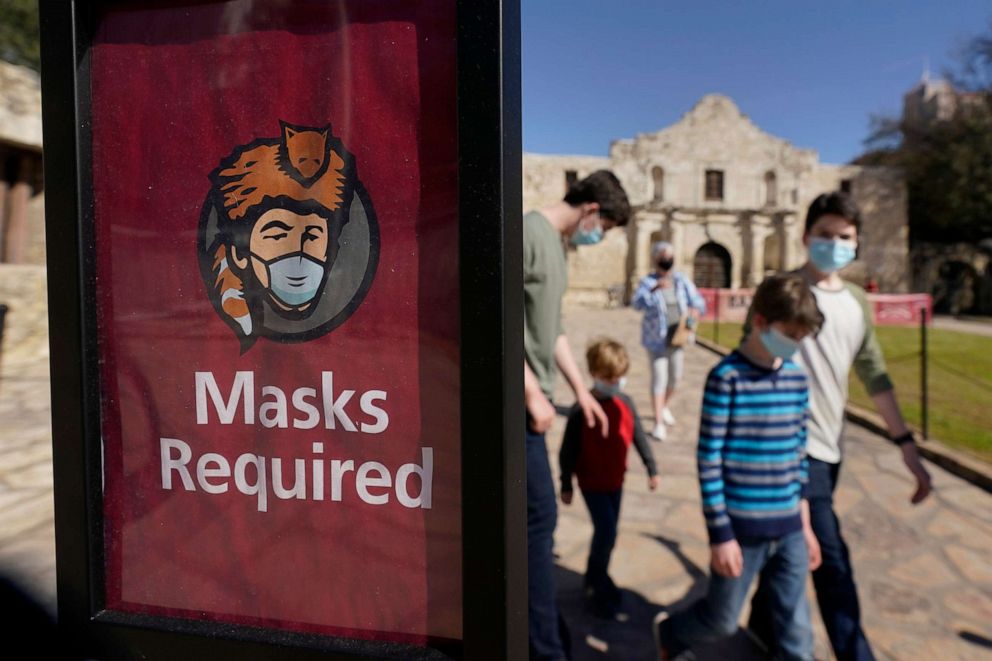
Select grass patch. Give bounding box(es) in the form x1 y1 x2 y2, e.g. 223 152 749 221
696 321 992 462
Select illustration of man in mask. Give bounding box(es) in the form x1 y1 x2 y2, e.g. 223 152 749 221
203 121 357 345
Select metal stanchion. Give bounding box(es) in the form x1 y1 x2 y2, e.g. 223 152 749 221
921 304 928 440
0 304 7 392
714 290 721 347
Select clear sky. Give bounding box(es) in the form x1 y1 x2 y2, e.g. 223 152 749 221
522 1 992 164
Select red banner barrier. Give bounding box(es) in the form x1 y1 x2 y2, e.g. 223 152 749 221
698 288 932 326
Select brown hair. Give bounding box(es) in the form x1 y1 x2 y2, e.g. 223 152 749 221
586 338 630 380
751 273 824 334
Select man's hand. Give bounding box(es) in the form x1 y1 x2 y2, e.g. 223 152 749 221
576 389 609 437
526 388 556 433
648 475 660 491
799 499 821 570
710 539 743 578
561 490 573 505
902 443 932 504
804 529 822 571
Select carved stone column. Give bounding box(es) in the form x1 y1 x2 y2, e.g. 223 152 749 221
3 157 31 264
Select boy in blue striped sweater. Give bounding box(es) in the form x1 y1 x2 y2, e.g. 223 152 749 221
654 273 824 661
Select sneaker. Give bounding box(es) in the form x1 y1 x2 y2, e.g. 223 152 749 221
662 407 677 426
653 611 672 660
651 423 667 441
653 611 694 661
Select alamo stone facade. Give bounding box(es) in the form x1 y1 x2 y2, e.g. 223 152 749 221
523 94 909 304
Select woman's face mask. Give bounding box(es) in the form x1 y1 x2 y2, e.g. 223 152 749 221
656 257 674 271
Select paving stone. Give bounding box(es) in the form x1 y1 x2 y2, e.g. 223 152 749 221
867 579 935 625
0 492 53 539
4 460 53 489
945 545 992 587
926 509 992 551
888 551 960 589
943 589 992 631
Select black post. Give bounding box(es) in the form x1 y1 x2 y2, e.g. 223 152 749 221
921 305 928 440
0 304 7 386
714 290 721 346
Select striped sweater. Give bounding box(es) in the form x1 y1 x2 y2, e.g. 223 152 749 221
698 351 810 544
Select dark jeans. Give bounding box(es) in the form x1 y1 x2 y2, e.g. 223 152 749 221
527 425 566 661
749 458 876 661
581 490 623 616
663 530 812 660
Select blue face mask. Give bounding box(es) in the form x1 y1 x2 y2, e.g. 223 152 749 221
593 377 626 396
809 238 856 273
571 224 604 246
255 252 327 307
760 327 801 361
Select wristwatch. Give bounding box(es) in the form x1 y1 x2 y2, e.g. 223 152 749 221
891 431 916 446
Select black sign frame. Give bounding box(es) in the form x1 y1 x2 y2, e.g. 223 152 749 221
39 1 525 659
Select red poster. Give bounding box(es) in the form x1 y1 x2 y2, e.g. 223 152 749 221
90 1 460 646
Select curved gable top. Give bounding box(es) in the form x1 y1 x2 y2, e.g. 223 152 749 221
619 94 817 169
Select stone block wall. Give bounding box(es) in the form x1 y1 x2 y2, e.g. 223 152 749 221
0 264 49 378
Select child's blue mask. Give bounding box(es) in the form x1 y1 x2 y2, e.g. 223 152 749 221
760 327 801 361
809 238 856 273
593 377 626 396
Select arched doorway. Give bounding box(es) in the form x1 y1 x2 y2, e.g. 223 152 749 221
934 260 979 315
763 231 782 274
694 242 732 288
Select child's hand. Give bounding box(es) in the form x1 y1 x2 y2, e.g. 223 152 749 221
804 528 822 571
710 540 743 578
648 475 660 491
561 490 573 505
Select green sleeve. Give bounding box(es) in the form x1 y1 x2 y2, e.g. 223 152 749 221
845 282 894 395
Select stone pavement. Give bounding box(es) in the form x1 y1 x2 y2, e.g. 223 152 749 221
0 284 55 612
551 304 992 661
0 301 990 660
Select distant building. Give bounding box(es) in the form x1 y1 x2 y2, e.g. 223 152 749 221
902 74 983 130
524 94 910 303
902 76 992 314
0 61 45 265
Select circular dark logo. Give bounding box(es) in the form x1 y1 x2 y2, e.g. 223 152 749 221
197 121 379 351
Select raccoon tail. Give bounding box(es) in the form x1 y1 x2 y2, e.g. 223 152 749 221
212 244 252 337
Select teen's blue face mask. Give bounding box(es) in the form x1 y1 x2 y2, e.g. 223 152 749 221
571 212 606 246
809 238 856 273
571 225 604 246
760 327 801 361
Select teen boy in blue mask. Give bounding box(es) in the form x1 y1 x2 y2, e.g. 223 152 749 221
747 191 932 661
524 170 632 660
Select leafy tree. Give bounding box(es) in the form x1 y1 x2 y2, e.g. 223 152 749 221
855 21 992 244
0 0 40 71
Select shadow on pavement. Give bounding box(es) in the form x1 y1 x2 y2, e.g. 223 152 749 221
555 534 770 661
958 629 992 650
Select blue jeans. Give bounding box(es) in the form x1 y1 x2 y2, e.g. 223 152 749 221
749 459 875 661
527 424 566 661
662 530 813 661
581 490 623 616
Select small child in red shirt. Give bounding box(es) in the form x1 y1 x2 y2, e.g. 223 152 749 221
559 338 660 619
